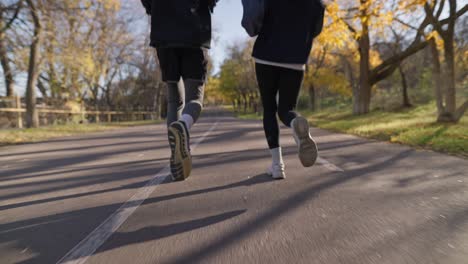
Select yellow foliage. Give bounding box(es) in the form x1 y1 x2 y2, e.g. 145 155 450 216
369 49 382 68
315 69 352 96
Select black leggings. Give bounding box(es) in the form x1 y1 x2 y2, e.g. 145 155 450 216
255 63 304 149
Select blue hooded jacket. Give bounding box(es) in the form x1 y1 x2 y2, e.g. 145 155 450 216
250 0 325 64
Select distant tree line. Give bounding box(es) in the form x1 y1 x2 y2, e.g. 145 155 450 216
0 0 167 128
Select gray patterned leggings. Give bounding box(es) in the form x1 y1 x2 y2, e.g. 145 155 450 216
166 79 205 127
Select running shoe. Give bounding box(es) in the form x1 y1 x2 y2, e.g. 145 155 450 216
168 121 192 181
291 116 318 167
267 164 286 180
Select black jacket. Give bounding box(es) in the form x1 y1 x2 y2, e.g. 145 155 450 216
141 0 217 49
252 0 325 64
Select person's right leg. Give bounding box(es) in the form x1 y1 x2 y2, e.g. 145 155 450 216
166 80 184 127
167 48 208 181
255 63 285 179
157 47 191 181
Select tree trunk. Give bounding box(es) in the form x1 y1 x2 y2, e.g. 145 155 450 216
25 0 43 128
398 65 412 108
355 5 371 115
431 30 462 122
352 85 360 114
105 85 113 108
342 55 358 113
152 84 160 119
160 84 168 119
91 85 99 108
454 100 468 121
0 12 14 97
427 0 466 123
444 34 456 115
429 38 445 116
356 43 371 114
249 94 255 112
308 83 316 112
242 93 248 113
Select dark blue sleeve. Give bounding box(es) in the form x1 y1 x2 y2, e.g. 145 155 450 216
141 0 151 15
312 0 325 38
206 0 220 13
241 0 265 37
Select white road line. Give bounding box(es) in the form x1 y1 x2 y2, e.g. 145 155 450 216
317 157 344 172
57 121 219 264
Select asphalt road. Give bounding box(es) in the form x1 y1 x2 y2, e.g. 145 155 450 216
1 109 467 264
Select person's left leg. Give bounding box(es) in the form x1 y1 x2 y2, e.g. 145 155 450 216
180 79 205 129
277 68 318 167
255 63 285 179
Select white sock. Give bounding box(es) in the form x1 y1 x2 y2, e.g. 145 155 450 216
180 114 194 130
270 147 284 166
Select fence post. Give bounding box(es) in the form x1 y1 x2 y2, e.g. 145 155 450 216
107 112 112 123
93 104 99 123
16 95 23 129
81 101 86 123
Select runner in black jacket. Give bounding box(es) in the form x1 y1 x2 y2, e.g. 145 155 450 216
141 0 218 181
243 0 325 179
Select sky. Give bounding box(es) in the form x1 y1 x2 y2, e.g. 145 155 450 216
211 0 250 72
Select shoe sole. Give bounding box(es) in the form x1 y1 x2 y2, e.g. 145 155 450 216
293 117 318 167
168 123 192 181
168 129 183 181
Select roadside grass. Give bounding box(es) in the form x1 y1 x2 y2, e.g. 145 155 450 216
236 103 467 157
0 120 160 146
305 103 467 157
237 112 262 120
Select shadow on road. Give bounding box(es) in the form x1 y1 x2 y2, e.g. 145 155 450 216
0 173 271 264
97 210 247 253
0 142 170 182
0 139 168 159
0 180 150 211
163 149 466 264
141 173 273 206
1 111 466 264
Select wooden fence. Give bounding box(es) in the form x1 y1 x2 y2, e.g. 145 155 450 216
0 96 157 128
0 96 23 128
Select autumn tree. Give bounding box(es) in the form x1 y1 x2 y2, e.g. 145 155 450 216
325 0 431 115
425 0 467 122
